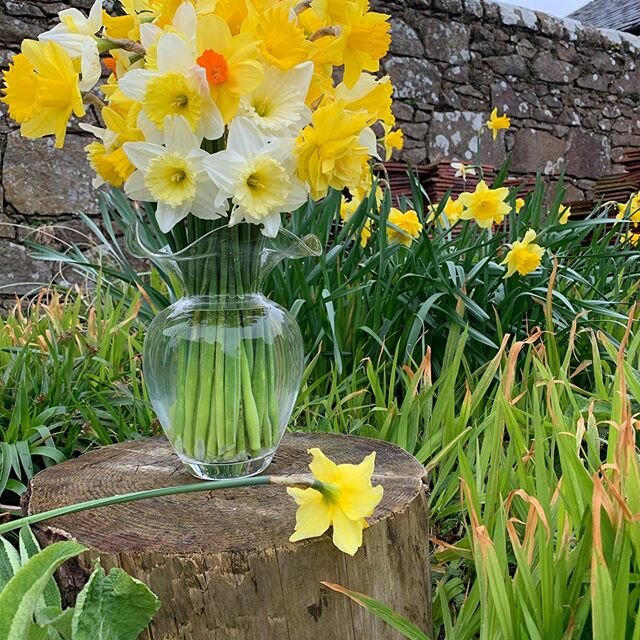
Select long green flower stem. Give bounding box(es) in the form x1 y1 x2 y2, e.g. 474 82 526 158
166 221 280 466
0 474 317 537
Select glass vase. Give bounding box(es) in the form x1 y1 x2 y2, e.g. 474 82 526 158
129 222 321 480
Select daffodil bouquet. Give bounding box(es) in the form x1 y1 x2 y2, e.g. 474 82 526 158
1 0 402 478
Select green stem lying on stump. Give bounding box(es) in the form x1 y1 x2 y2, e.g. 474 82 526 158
0 474 318 536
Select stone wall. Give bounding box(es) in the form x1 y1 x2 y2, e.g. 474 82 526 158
1 0 640 296
375 0 640 199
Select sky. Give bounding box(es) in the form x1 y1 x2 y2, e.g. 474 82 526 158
507 0 588 17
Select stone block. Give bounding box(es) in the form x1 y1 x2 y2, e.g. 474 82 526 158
509 128 566 175
385 56 441 103
419 17 470 64
3 132 99 216
390 18 424 56
531 52 578 84
0 240 53 295
566 129 612 179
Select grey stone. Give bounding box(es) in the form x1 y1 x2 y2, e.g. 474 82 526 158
531 52 577 84
509 129 566 175
3 132 99 216
485 55 528 77
0 240 53 294
566 129 612 179
385 57 441 102
390 18 424 56
419 17 470 64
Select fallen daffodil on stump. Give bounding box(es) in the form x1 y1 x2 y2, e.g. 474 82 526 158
0 449 383 556
284 448 384 555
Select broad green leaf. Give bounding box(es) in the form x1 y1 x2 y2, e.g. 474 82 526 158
19 527 62 612
321 582 431 640
72 565 159 640
0 536 21 590
0 541 85 640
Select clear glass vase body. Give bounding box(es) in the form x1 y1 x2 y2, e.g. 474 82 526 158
130 222 321 479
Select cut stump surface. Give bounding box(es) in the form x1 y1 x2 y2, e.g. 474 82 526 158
26 433 431 640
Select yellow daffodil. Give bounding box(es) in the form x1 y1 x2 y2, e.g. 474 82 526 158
514 197 525 214
38 0 102 91
443 196 464 224
387 208 423 246
295 101 374 200
287 448 384 556
339 184 382 247
249 2 311 71
1 40 85 148
334 73 394 126
559 204 571 224
196 13 264 123
458 180 510 229
82 104 145 188
451 161 476 179
326 0 390 87
621 230 640 247
616 193 640 224
486 107 510 140
427 196 463 227
102 10 140 40
382 124 404 161
501 229 545 277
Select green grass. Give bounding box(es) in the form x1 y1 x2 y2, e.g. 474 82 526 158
0 283 154 504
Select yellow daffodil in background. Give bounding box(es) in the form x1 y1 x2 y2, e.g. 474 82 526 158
616 193 640 223
559 204 571 224
382 124 404 161
486 108 510 140
387 208 423 246
1 40 85 148
339 183 382 247
458 180 510 228
427 196 464 227
515 197 525 214
621 230 640 247
451 161 476 179
501 229 545 277
196 12 264 123
287 448 384 556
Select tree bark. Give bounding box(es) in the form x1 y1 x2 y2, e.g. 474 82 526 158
25 433 431 640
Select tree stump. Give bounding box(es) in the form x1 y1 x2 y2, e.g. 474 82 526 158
25 433 431 640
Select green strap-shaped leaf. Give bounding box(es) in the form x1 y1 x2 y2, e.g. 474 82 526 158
72 566 159 640
321 582 431 640
0 541 85 640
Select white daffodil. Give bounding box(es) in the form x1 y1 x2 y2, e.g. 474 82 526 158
118 32 224 141
451 162 476 179
39 0 102 91
203 117 309 237
123 116 223 233
239 62 312 136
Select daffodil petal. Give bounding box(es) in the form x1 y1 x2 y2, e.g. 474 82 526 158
287 487 332 542
308 448 338 483
331 507 364 556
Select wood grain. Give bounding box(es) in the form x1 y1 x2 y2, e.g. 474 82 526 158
26 433 432 640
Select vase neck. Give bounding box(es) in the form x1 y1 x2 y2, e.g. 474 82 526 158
127 220 322 300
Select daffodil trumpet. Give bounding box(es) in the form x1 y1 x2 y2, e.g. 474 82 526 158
0 449 384 557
